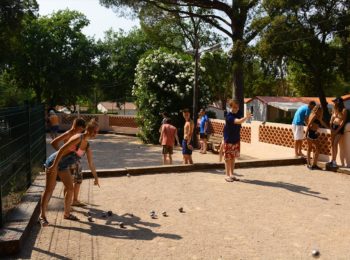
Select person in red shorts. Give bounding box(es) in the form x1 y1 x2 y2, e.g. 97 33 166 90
159 118 180 165
223 99 251 182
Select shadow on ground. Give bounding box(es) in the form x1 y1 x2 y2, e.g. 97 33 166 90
59 207 182 241
240 179 328 200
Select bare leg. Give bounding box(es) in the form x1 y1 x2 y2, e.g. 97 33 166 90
58 170 74 217
332 134 342 162
307 140 312 166
199 140 203 152
40 169 57 220
231 158 236 176
203 139 207 153
189 155 193 165
73 183 81 203
225 159 232 177
163 154 167 165
169 154 173 165
312 141 320 166
294 140 299 156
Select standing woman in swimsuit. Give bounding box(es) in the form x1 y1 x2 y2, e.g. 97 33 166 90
305 105 328 170
39 119 100 226
329 97 348 167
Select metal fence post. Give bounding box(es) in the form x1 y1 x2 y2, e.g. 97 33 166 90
27 105 32 187
0 186 3 227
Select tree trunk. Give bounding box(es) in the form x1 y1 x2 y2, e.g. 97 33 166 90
231 40 245 115
314 74 330 123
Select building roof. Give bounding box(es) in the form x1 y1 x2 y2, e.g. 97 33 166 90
98 102 137 110
342 94 350 101
250 96 335 104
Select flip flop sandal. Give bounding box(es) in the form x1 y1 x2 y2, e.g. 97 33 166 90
225 177 234 182
64 214 80 221
71 201 87 207
39 217 49 227
232 177 240 181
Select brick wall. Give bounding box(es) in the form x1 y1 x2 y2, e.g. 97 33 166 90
208 119 251 143
109 115 138 128
60 114 99 125
259 124 331 155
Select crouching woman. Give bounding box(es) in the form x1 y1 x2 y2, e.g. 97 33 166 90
39 119 100 226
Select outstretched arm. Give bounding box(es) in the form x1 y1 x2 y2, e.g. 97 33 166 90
50 131 71 150
175 129 180 146
159 125 164 144
234 112 252 125
86 147 99 187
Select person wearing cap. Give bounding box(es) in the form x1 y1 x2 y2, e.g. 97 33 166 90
48 110 59 140
329 97 348 167
182 108 194 164
292 101 316 157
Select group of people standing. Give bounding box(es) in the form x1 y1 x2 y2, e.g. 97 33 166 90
159 99 252 182
292 97 349 170
41 97 347 226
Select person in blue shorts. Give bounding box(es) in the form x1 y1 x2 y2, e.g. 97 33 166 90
199 109 209 154
292 101 316 157
182 108 194 164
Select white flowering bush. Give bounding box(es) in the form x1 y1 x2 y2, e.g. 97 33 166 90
133 48 211 143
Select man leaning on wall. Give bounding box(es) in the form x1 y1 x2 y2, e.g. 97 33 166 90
291 101 316 157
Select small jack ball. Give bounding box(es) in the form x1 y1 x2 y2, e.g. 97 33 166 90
127 173 131 177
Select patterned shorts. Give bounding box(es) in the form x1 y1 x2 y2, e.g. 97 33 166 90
224 142 240 160
69 161 83 184
162 145 174 155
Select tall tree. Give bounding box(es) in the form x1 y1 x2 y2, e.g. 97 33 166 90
13 10 96 106
95 28 154 103
99 0 268 112
258 0 350 118
0 0 38 68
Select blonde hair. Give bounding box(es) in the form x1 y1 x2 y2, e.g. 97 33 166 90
86 119 99 134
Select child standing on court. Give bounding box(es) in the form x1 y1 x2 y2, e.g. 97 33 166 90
159 118 180 165
182 108 194 164
223 99 251 182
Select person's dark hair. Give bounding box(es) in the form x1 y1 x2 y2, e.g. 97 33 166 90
162 112 169 118
334 100 345 112
165 118 172 124
181 108 190 113
74 118 86 129
309 101 316 107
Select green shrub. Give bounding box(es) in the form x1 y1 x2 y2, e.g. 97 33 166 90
133 49 211 143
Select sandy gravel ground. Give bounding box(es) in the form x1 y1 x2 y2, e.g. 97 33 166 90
17 165 350 259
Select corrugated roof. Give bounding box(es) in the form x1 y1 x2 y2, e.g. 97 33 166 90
249 96 335 104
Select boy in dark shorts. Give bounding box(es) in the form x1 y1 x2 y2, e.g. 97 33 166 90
159 118 179 164
182 108 194 164
223 99 251 182
199 109 209 154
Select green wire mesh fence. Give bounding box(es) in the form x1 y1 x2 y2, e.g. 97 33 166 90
0 105 46 227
